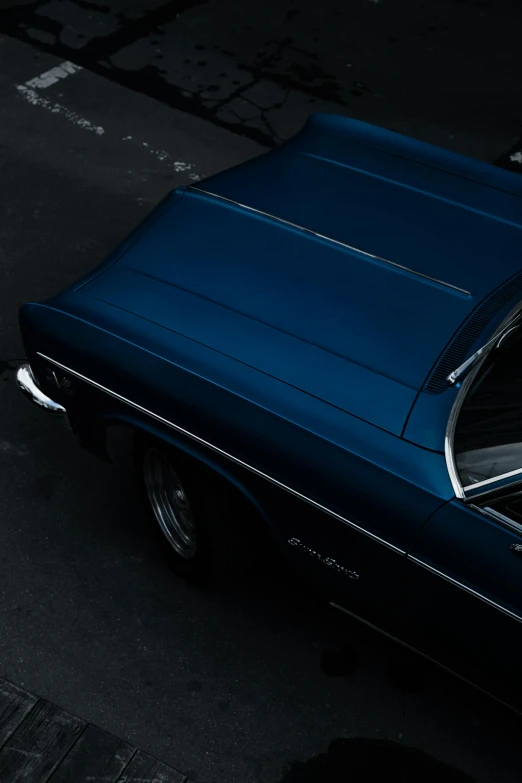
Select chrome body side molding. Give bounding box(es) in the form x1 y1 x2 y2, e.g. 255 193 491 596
408 555 522 625
37 352 405 555
329 601 519 716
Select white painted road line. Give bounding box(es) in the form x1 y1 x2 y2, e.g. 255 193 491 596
16 60 201 179
16 60 104 135
26 61 82 90
122 135 201 180
16 85 105 135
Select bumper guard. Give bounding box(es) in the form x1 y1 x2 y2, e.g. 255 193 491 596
16 362 66 415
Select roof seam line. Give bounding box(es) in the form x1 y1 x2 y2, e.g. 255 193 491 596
188 186 470 296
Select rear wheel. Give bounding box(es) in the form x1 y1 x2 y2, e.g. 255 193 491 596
134 435 256 584
142 446 198 561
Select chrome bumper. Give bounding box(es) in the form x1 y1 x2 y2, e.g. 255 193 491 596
16 362 66 415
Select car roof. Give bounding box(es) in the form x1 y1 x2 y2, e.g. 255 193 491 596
80 114 522 439
201 114 522 306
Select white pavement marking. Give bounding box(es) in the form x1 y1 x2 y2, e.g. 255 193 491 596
26 61 82 90
16 62 201 179
122 135 201 180
509 151 522 164
16 61 105 135
16 85 105 135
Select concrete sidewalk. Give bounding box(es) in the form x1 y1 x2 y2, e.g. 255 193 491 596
0 676 189 782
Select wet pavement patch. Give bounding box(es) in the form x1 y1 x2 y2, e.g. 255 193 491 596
278 738 475 782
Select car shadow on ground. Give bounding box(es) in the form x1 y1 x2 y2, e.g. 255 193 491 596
21 421 516 783
278 737 475 782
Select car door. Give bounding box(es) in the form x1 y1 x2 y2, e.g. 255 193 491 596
402 494 522 710
262 481 411 631
398 318 522 710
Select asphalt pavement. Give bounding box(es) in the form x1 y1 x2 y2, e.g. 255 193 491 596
0 2 522 782
0 0 521 158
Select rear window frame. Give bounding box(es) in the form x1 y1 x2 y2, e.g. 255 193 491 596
446 301 522 501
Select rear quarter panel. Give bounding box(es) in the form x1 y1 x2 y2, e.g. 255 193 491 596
20 299 455 623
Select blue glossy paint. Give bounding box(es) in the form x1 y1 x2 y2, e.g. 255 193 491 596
413 501 522 614
199 114 522 446
66 113 522 444
80 255 416 436
404 285 522 451
20 300 454 550
402 500 522 709
17 113 522 708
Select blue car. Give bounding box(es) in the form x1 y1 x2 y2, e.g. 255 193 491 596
16 114 522 711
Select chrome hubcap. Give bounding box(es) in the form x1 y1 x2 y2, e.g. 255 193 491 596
143 448 198 559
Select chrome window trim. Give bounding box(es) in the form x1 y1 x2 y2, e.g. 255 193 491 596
408 555 522 625
444 364 478 501
463 466 522 493
477 504 522 537
37 352 405 555
462 475 522 502
189 186 470 296
445 300 522 502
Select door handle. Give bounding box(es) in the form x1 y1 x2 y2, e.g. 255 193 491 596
510 543 522 556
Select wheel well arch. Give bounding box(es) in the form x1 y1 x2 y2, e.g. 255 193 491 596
99 413 276 543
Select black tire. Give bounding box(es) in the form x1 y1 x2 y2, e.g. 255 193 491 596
134 433 254 585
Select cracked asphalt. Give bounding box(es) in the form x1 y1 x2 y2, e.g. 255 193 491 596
0 0 521 158
1 2 522 782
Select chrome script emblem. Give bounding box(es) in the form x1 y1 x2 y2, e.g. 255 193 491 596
45 368 74 395
288 538 359 580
